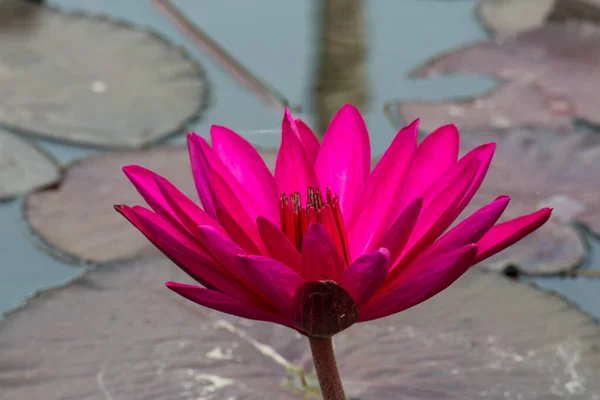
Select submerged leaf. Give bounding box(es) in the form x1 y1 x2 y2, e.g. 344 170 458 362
1 255 599 399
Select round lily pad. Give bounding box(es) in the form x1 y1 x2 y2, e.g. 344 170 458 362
1 255 598 399
406 23 600 129
478 0 600 37
387 80 574 134
0 128 60 200
0 0 209 148
23 145 277 264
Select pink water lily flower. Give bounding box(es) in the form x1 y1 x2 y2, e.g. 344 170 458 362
115 104 551 338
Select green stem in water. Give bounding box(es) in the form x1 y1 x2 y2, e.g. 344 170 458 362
309 337 346 400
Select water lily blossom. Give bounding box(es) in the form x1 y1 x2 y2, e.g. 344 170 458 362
115 105 551 338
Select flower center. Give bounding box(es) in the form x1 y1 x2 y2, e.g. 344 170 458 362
280 186 350 264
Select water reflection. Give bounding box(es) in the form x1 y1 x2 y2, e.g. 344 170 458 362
312 0 370 135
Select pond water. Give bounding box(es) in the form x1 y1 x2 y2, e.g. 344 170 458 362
1 0 598 322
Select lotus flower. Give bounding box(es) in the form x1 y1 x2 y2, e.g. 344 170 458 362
115 105 551 338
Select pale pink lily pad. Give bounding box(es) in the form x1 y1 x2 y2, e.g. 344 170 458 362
387 80 574 134
404 23 600 129
1 255 599 399
23 145 277 264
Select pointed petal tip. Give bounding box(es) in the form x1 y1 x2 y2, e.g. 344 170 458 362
122 164 144 174
341 103 360 112
122 165 160 183
376 247 391 261
186 131 202 143
411 197 424 208
407 118 420 128
464 243 478 252
489 195 511 210
283 107 295 121
440 122 458 131
186 131 205 143
484 142 497 152
164 281 200 294
540 207 553 220
336 104 365 120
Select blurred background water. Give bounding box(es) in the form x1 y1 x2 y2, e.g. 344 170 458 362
1 0 598 323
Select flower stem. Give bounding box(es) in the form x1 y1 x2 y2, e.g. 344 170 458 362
308 337 346 400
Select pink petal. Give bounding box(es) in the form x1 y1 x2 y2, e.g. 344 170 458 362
192 134 266 223
294 118 321 165
475 207 552 264
361 244 477 321
234 255 305 316
123 206 260 305
395 159 480 267
195 225 303 317
209 170 266 254
187 133 217 218
453 143 496 213
210 125 279 223
215 208 263 255
414 195 510 266
275 109 319 202
116 205 207 281
393 143 496 269
301 223 346 281
122 165 187 234
194 224 246 274
338 248 390 309
374 198 423 265
315 104 371 220
195 225 302 316
348 120 418 252
257 216 302 274
395 124 460 212
151 173 225 236
166 282 290 325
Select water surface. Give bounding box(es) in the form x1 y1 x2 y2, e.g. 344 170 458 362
1 0 598 323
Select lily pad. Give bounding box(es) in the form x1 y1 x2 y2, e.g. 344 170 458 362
0 0 209 148
0 128 60 200
478 0 600 37
1 255 599 399
387 80 574 134
461 128 596 275
406 23 600 129
23 145 278 264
